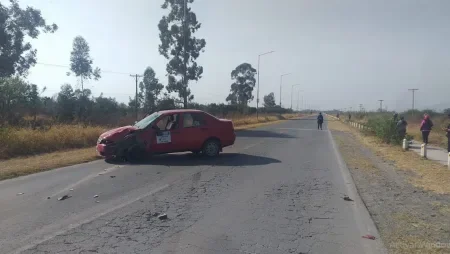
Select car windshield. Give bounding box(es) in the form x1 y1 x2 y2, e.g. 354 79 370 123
134 112 160 129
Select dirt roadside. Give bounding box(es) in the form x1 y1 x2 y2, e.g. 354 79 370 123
328 120 450 254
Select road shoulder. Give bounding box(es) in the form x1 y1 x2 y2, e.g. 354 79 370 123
329 120 450 254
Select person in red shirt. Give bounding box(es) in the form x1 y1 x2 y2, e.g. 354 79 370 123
420 114 433 145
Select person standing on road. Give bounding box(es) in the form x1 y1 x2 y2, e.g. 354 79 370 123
317 112 324 130
442 113 450 152
396 116 408 140
420 113 433 145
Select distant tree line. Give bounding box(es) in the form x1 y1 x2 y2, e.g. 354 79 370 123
0 0 291 128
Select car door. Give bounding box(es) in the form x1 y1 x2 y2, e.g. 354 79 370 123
150 113 183 153
181 112 209 151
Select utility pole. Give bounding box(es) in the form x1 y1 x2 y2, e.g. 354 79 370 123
408 89 419 116
378 100 384 112
359 104 363 112
130 74 143 121
279 73 291 107
182 0 188 108
256 50 275 119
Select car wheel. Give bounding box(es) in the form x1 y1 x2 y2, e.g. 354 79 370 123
202 139 220 157
126 145 144 163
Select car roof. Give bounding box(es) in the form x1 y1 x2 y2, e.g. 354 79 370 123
157 109 204 114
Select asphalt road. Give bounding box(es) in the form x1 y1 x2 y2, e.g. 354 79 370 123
0 116 386 254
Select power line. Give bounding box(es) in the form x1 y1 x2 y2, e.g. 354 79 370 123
36 62 134 76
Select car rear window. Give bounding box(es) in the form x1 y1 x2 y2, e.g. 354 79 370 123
183 113 206 128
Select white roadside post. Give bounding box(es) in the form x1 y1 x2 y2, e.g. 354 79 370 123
420 144 427 158
402 139 409 151
448 153 450 170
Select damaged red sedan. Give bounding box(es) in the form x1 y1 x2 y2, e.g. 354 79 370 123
96 109 236 161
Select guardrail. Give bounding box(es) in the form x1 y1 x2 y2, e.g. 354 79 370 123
324 113 372 131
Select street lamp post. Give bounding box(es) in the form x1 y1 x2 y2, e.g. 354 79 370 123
291 84 301 110
296 89 304 111
279 73 292 107
256 50 275 119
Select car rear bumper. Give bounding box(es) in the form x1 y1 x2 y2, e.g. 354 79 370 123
96 144 117 158
222 132 236 148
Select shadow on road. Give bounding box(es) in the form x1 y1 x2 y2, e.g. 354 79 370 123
236 130 295 138
108 153 281 167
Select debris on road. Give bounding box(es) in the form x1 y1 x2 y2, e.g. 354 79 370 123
58 195 71 201
110 175 116 178
17 192 24 195
94 195 99 198
69 189 74 191
158 213 168 220
98 173 104 175
96 201 100 203
343 196 354 201
47 197 51 199
362 234 376 240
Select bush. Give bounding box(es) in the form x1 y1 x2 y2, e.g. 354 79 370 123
366 116 402 145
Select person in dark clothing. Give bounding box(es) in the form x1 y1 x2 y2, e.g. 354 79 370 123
420 114 433 145
317 112 324 130
336 112 340 119
396 116 407 140
393 113 398 122
348 113 352 121
442 113 450 152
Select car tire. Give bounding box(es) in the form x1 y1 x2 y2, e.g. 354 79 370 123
202 139 220 157
126 145 144 163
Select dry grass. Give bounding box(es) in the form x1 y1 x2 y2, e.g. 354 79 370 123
0 113 301 181
386 212 445 254
0 148 99 181
328 119 450 194
0 125 107 160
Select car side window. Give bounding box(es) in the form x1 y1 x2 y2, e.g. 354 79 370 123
183 113 205 128
156 114 179 130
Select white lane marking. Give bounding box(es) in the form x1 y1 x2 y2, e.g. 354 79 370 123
50 165 123 198
13 183 170 254
240 140 265 151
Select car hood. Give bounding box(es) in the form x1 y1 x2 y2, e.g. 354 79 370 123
99 125 138 142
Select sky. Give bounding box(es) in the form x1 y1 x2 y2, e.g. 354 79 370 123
3 0 450 112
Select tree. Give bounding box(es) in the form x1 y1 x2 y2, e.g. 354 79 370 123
158 0 206 108
226 63 257 107
263 92 276 108
139 67 164 113
0 77 29 124
68 36 101 91
0 0 57 78
56 84 76 122
26 84 46 127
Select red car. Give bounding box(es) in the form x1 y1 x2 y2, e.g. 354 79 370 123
96 109 236 161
